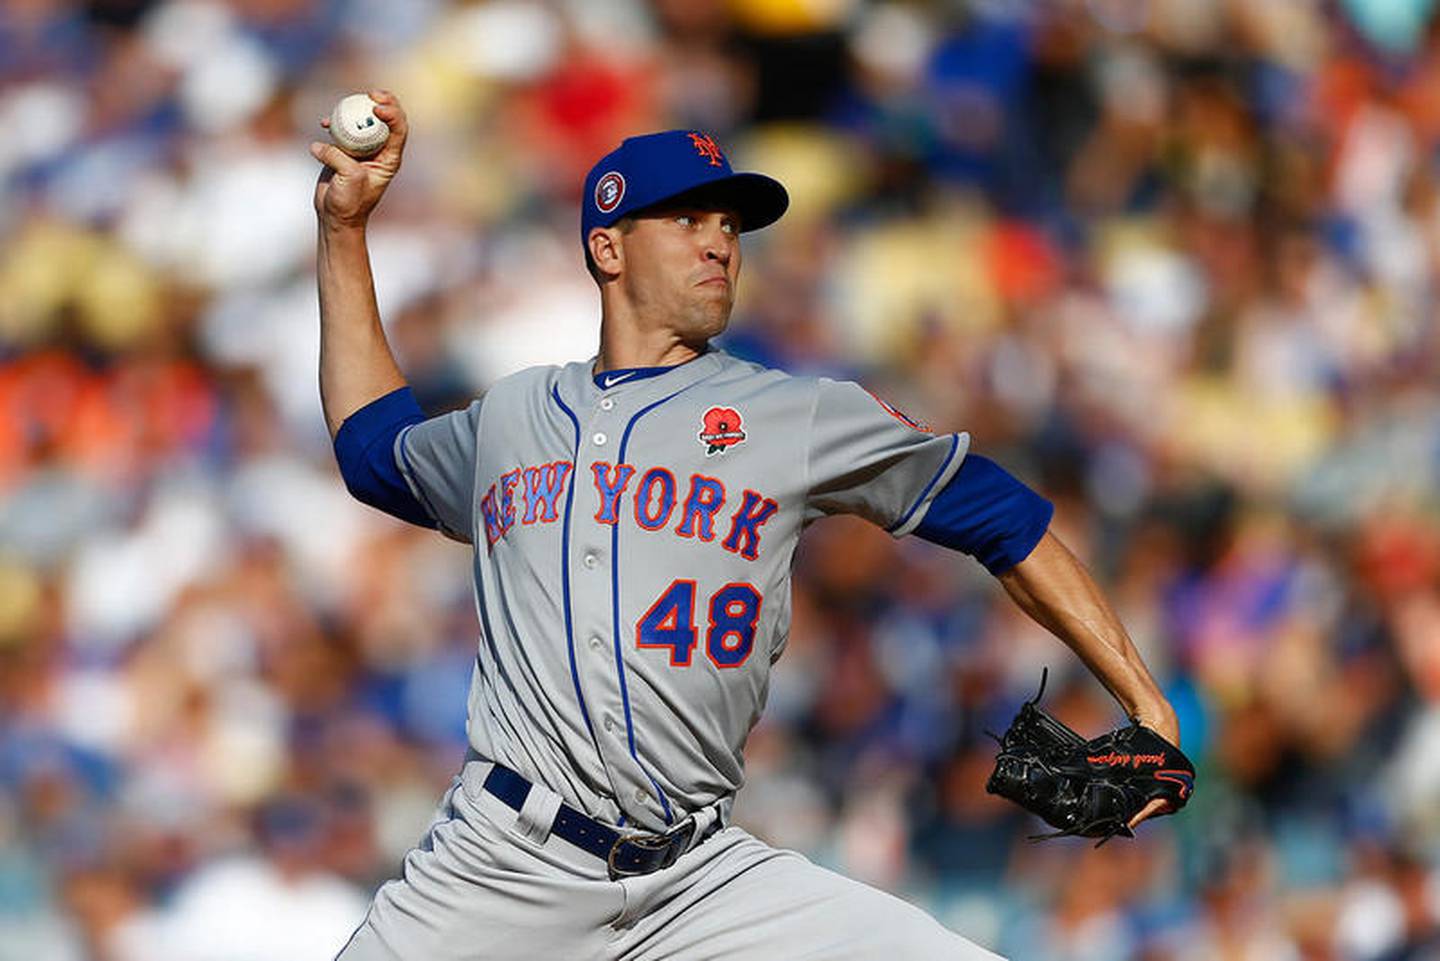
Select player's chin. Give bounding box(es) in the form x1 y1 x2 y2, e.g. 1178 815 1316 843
684 298 732 339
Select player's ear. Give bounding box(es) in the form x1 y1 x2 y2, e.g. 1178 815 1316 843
588 226 623 281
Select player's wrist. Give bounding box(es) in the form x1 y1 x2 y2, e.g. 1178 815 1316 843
319 215 370 240
1131 704 1180 744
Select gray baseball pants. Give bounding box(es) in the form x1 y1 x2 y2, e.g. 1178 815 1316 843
335 757 1004 960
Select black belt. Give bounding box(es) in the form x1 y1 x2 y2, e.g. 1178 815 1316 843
481 762 719 880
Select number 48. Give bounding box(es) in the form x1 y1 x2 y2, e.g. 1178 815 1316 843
637 579 762 669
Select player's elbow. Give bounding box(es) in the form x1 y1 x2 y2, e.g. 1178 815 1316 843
338 462 437 530
333 388 436 529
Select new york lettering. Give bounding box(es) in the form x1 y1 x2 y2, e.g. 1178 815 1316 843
479 459 777 561
482 460 572 548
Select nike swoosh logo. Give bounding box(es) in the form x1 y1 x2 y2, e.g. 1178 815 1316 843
599 371 639 388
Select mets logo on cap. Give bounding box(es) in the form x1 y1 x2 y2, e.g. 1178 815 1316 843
699 406 745 455
688 132 725 167
595 171 626 213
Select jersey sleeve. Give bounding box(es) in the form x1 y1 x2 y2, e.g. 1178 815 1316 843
803 377 968 534
395 399 484 542
912 454 1054 575
334 387 432 529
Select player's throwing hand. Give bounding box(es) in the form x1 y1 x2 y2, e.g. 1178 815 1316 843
310 89 408 229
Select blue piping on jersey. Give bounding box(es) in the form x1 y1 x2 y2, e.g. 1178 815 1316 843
612 383 715 825
550 387 600 749
886 432 961 534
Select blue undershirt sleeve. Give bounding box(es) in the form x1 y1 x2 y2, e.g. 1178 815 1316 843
333 386 436 529
912 454 1054 576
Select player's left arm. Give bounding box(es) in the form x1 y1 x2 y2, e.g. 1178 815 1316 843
906 452 1179 828
996 532 1176 740
803 379 1180 827
995 529 1180 828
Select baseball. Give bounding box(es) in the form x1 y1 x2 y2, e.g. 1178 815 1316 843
328 93 390 158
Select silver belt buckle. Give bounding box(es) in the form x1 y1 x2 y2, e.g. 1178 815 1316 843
607 819 696 879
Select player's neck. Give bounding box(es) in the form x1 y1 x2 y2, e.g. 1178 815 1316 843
595 323 707 374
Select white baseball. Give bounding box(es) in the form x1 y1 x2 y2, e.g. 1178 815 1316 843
328 93 390 158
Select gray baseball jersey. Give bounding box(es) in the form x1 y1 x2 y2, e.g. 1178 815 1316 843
395 348 967 831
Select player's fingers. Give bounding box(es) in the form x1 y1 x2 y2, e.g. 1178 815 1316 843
370 94 408 144
319 116 331 129
372 102 403 131
309 141 361 175
369 116 407 170
1127 797 1173 831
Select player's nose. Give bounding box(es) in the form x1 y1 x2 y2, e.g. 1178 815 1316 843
700 223 733 265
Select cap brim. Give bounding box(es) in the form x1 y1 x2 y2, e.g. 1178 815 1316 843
642 173 790 233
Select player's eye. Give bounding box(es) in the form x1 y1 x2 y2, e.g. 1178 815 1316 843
675 214 695 227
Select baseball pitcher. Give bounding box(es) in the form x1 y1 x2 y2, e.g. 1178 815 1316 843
311 91 1188 960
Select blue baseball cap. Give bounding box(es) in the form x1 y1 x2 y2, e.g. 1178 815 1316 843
581 130 789 250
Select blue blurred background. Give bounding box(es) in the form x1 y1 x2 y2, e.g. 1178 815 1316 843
2 0 1440 958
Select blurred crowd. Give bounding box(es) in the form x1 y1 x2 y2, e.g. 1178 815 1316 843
3 0 1440 958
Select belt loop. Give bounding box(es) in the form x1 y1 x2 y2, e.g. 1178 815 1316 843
687 803 721 854
462 755 495 802
715 795 733 831
515 782 561 845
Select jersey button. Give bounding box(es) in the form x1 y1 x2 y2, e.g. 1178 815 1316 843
633 789 647 804
583 552 598 568
603 715 615 732
600 399 614 411
589 635 603 650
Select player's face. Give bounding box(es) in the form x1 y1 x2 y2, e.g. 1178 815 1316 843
619 205 742 340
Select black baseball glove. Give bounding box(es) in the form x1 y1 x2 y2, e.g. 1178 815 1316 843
985 669 1195 846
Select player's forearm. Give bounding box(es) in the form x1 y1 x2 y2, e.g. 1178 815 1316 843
997 530 1179 742
317 222 407 438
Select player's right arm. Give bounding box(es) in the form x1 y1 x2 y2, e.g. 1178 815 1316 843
311 88 409 438
312 91 480 542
